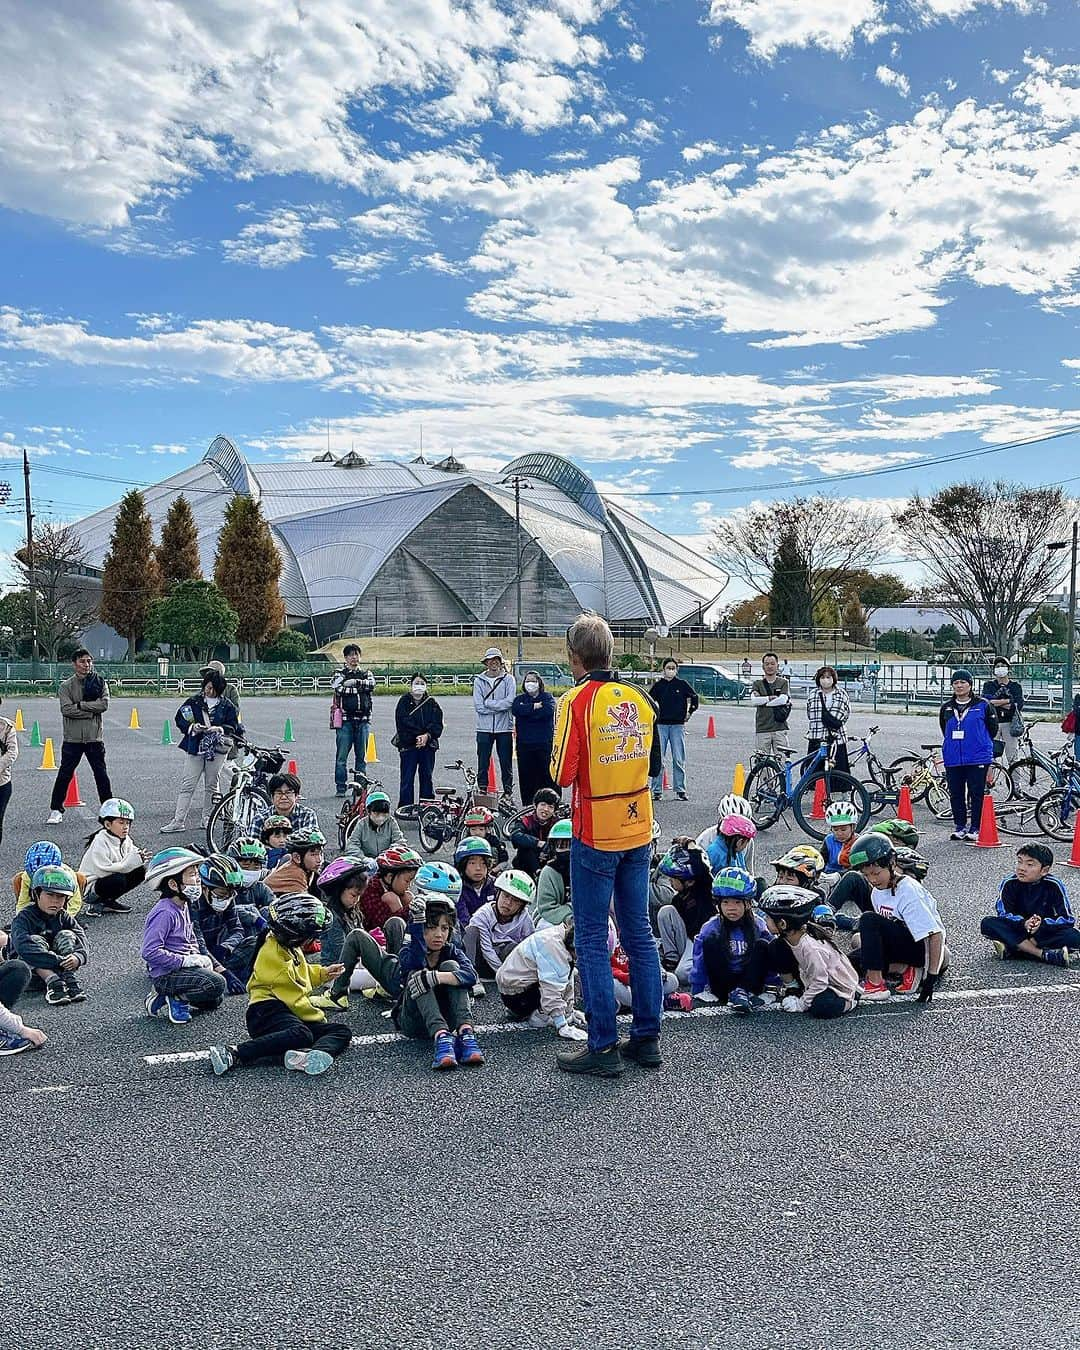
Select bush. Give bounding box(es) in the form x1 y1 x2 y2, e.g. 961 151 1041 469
259 628 311 663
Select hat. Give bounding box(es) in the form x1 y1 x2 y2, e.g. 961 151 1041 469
951 668 974 685
483 647 504 662
202 660 226 675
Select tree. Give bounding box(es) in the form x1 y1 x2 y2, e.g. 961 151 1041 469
146 580 238 663
214 497 284 661
853 571 912 609
932 622 963 652
100 489 160 658
157 495 203 589
768 530 812 629
1023 604 1068 647
842 595 869 645
726 595 769 627
258 628 310 663
0 590 35 655
13 522 100 660
711 497 886 633
894 481 1075 656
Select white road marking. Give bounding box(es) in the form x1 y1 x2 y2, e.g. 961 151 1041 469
142 979 1080 1066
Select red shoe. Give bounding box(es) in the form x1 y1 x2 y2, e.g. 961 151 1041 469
893 966 920 995
663 992 693 1012
859 979 890 1002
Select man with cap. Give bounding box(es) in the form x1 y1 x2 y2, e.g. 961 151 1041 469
982 658 1025 765
474 647 516 801
939 668 999 842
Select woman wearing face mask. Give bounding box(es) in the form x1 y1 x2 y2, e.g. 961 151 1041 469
806 665 851 774
394 672 444 818
981 658 1025 765
511 670 558 808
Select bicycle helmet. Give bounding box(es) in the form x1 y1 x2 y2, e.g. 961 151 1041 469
30 864 77 896
772 844 825 881
415 860 462 899
871 818 920 850
711 866 757 901
98 797 135 822
719 812 757 840
454 836 494 865
285 826 326 853
811 902 837 931
145 847 204 888
758 884 818 923
24 841 62 876
318 855 378 893
824 801 859 827
266 892 332 947
463 806 495 829
365 790 391 812
658 846 696 881
229 837 267 866
493 869 535 906
894 846 929 881
377 845 422 875
549 819 572 844
258 814 293 840
198 853 244 892
422 894 458 927
847 832 895 870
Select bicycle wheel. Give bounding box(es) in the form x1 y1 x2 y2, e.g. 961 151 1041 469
1035 787 1079 843
994 797 1042 837
1007 757 1058 803
928 765 1014 821
744 758 785 830
885 755 932 803
207 787 269 853
791 771 871 841
418 805 452 854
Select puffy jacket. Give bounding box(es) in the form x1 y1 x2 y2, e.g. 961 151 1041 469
939 696 998 767
512 690 556 746
495 924 575 1026
59 672 109 744
473 671 516 734
79 829 143 882
346 813 405 859
10 904 89 973
247 934 329 1022
174 692 243 756
0 716 18 786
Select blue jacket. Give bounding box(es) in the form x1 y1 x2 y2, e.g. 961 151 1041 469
174 693 243 756
690 912 772 995
821 833 845 874
396 922 478 990
939 696 998 768
512 690 556 746
995 875 1074 926
192 896 246 964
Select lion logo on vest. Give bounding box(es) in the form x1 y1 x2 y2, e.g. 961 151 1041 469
606 700 644 756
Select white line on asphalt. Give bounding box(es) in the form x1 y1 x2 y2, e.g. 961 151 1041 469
142 979 1080 1066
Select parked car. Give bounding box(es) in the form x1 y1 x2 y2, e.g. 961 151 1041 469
663 661 749 701
512 661 571 688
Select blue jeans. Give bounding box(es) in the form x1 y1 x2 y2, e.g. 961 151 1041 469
650 723 686 793
335 720 369 793
570 838 662 1052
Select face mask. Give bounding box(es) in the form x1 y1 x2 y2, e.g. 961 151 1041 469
412 682 427 696
210 897 232 913
663 669 676 680
240 869 262 887
181 883 201 902
994 667 1008 678
369 812 388 825
524 681 539 695
819 677 835 690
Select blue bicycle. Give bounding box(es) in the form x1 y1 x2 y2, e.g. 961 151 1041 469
744 741 872 841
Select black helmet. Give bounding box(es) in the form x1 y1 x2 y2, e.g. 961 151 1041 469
848 832 895 870
423 895 458 927
894 846 929 881
757 884 818 923
286 826 326 853
266 892 332 947
197 852 243 892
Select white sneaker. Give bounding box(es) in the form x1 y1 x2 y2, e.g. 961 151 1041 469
527 1010 552 1029
159 820 186 834
472 981 487 998
694 989 720 1004
46 810 64 825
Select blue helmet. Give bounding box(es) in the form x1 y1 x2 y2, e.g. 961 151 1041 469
658 846 696 881
811 903 837 931
454 836 493 865
415 861 462 898
25 841 62 875
711 866 757 901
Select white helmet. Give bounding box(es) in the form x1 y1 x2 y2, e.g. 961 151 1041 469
718 794 752 821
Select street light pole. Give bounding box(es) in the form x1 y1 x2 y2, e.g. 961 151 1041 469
1048 520 1078 711
22 449 39 679
514 477 523 666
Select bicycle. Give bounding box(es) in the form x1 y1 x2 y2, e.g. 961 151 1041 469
885 742 1015 823
205 742 286 852
843 726 902 815
1033 758 1080 843
743 742 872 842
336 769 386 851
1005 725 1074 803
415 760 516 855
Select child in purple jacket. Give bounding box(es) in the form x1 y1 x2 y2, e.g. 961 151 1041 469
141 847 227 1026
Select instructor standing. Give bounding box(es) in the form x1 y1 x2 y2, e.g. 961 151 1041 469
474 647 516 800
47 648 113 825
648 658 698 800
551 613 663 1078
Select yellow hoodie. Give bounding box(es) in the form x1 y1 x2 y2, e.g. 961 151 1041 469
247 934 328 1022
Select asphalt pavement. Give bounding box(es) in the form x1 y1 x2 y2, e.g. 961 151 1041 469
2 693 1077 1350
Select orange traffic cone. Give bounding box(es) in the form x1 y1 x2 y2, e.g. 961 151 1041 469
287 758 298 776
63 772 84 809
705 715 716 739
896 784 915 825
1066 810 1080 869
974 792 1002 848
486 759 497 793
811 778 827 820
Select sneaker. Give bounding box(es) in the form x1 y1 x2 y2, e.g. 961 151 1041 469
209 1045 236 1076
748 995 766 1011
144 991 168 1020
165 996 192 1025
96 895 132 914
1043 947 1072 968
834 912 857 932
859 979 891 1002
729 987 753 1015
471 980 487 999
79 899 103 919
556 1043 625 1077
949 829 968 841
757 991 779 1007
694 989 720 1004
284 1048 334 1075
159 820 186 834
432 1031 457 1070
310 991 349 1012
44 979 72 1006
964 830 979 842
0 1032 33 1056
652 791 662 801
893 965 920 995
617 1034 662 1067
455 1028 485 1065
991 940 1009 960
62 973 87 1004
676 791 689 801
284 1049 310 1072
46 810 64 825
527 1010 553 1029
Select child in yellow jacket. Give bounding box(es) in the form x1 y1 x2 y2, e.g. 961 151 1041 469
208 893 352 1077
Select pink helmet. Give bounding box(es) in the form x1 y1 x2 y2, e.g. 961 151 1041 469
719 812 757 840
317 855 377 892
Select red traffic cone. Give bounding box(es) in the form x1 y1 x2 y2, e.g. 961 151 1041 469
975 792 1002 848
662 769 670 791
1066 810 1080 869
896 784 915 825
811 777 827 820
287 758 298 776
486 758 497 793
705 715 716 739
63 772 85 809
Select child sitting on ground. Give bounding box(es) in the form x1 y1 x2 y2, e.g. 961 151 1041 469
346 789 405 858
311 856 404 1011
655 844 716 985
360 846 421 931
759 884 860 1019
613 933 684 1012
980 843 1080 966
191 853 256 995
78 798 148 915
209 892 351 1078
264 827 326 897
462 806 509 869
259 815 293 871
10 865 89 1006
463 869 535 991
454 837 498 925
495 917 587 1041
395 864 485 1071
696 794 757 873
690 866 776 1012
13 842 89 920
0 932 46 1055
141 847 227 1025
508 788 560 875
532 820 572 928
228 837 275 916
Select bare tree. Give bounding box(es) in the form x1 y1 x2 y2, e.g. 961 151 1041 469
709 497 887 629
893 481 1075 656
13 523 100 660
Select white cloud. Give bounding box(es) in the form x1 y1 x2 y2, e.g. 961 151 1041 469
681 140 724 163
222 207 339 268
327 249 394 283
875 64 911 97
347 204 428 240
626 42 645 61
626 118 662 144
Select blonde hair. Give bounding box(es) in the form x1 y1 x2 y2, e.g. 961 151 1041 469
566 612 614 671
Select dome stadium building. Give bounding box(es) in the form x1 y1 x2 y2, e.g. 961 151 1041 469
74 436 727 645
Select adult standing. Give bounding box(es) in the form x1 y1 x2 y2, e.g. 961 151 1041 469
511 670 557 806
648 658 698 801
940 669 999 843
982 658 1025 765
47 648 113 825
551 613 663 1077
203 660 242 796
0 697 18 847
805 665 851 773
160 671 243 833
331 643 374 796
473 647 516 800
394 673 443 818
749 651 792 757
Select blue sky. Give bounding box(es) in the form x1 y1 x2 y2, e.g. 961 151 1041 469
0 0 1077 587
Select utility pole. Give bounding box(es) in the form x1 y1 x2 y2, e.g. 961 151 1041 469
23 449 39 677
1067 521 1078 710
514 476 523 666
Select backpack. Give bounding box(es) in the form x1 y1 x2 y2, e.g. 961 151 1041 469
1063 711 1077 735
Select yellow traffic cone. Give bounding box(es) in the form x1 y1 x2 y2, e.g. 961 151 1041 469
38 737 57 770
129 706 140 730
13 708 24 732
365 730 378 763
732 761 746 797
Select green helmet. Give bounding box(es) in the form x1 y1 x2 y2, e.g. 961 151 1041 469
824 800 859 827
871 818 920 850
286 827 326 852
259 814 293 840
230 836 267 865
31 864 77 896
549 819 573 842
365 790 391 811
493 868 535 906
847 832 895 870
454 836 494 865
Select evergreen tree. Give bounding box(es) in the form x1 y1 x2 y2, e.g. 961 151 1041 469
768 531 812 629
214 496 284 660
146 580 238 663
100 489 160 658
157 495 202 589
